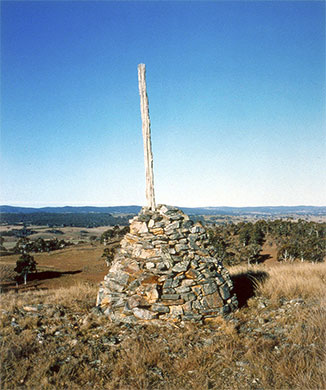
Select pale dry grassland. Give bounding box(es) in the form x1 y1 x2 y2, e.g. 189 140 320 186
1 262 325 390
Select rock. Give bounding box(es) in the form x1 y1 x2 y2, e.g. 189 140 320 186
219 283 231 300
172 261 189 272
145 287 159 304
169 305 183 318
161 294 180 300
175 244 189 253
202 281 218 295
152 304 170 313
23 305 39 312
133 308 157 320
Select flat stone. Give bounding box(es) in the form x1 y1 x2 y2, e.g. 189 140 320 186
139 249 157 259
172 261 189 272
190 226 201 234
201 291 223 309
105 280 125 292
182 313 203 321
148 219 155 228
145 287 159 304
159 205 169 214
138 214 151 222
182 301 192 312
161 294 180 300
169 305 183 317
112 298 125 308
202 281 218 295
168 233 182 240
160 299 185 306
189 241 199 250
127 295 143 309
175 286 191 293
152 240 167 246
219 283 231 300
196 249 209 256
181 279 195 287
140 274 160 285
181 292 196 302
153 221 165 228
164 279 179 288
133 308 157 320
175 244 189 253
23 305 39 312
151 304 170 313
156 262 168 270
163 288 176 294
185 269 200 279
152 227 164 235
152 213 163 222
165 221 180 230
182 220 193 229
215 273 225 286
191 285 202 296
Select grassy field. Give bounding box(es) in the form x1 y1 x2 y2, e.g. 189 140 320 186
1 256 325 389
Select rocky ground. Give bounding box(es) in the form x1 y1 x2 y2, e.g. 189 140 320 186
1 263 325 390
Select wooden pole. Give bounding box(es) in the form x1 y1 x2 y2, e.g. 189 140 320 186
138 63 156 210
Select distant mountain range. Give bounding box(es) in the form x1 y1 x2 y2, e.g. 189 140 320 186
1 205 325 216
0 205 141 214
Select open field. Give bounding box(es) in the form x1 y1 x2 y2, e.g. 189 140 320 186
0 225 111 250
0 261 325 389
0 242 117 291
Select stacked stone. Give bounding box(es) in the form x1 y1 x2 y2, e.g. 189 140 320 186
96 204 238 323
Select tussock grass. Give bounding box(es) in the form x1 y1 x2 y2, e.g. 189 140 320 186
0 281 98 313
1 263 325 389
230 262 326 303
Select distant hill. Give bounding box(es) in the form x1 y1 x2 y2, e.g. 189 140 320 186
180 205 326 216
0 205 142 214
1 205 325 216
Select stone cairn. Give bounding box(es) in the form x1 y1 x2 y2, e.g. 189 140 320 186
96 204 238 323
96 65 238 323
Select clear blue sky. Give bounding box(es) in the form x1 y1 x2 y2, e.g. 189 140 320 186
1 1 325 207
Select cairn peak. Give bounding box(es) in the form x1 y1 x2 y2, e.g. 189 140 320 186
96 205 238 323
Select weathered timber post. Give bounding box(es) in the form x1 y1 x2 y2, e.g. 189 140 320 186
138 63 156 210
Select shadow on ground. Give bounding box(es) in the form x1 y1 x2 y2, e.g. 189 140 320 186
231 270 269 308
1 270 82 293
257 254 272 264
28 270 82 282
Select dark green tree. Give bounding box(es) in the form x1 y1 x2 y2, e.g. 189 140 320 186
14 253 37 285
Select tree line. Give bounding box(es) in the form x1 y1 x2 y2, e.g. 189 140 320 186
207 219 325 266
0 212 131 227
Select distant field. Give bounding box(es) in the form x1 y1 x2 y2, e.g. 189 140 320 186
0 243 109 291
0 225 113 250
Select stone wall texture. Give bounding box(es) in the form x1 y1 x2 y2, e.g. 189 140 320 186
96 205 238 323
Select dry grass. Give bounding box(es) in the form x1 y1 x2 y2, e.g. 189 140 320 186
1 262 325 389
231 262 326 303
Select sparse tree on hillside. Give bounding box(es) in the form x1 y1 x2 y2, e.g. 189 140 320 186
14 253 37 285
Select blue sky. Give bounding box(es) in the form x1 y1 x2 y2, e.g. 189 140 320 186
1 1 325 207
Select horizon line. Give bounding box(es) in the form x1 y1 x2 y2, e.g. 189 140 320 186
1 204 326 209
